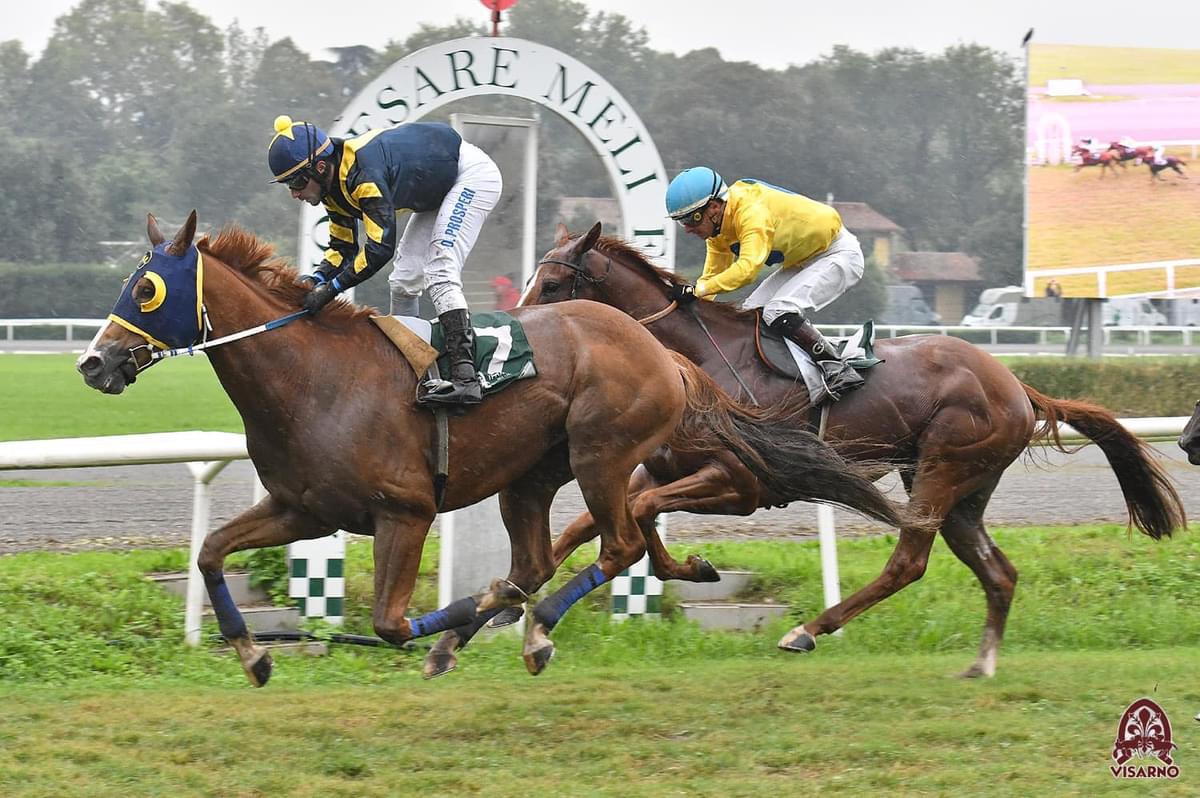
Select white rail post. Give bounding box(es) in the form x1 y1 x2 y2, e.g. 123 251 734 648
817 504 843 635
183 459 233 646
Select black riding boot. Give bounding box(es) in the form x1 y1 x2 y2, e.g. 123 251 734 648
770 312 864 400
420 309 483 407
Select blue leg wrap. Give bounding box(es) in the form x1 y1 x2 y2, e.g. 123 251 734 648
532 564 609 632
204 571 248 640
408 596 479 639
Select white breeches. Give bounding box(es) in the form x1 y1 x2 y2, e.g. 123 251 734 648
387 141 503 315
742 228 865 324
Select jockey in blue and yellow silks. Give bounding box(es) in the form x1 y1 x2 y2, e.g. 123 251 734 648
268 115 504 407
665 167 866 400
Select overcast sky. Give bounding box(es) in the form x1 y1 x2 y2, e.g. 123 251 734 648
6 0 1200 71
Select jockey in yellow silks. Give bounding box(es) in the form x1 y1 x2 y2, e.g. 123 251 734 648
665 167 865 399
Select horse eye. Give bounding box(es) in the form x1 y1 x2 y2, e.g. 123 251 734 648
134 280 155 301
543 281 560 294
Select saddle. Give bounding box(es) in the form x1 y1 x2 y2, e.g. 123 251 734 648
753 311 883 402
370 311 538 399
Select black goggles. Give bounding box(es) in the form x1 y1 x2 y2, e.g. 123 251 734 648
284 170 312 191
673 208 707 228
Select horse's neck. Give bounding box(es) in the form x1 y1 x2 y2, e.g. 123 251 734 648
200 259 352 425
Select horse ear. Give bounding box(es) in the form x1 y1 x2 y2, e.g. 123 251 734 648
168 210 198 256
147 213 165 247
554 222 570 246
579 221 602 254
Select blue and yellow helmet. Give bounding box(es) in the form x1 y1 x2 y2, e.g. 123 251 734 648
665 167 728 221
267 115 334 183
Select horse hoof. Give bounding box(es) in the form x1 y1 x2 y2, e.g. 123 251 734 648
777 630 816 653
523 640 556 676
246 649 274 687
487 605 525 628
693 556 721 583
422 649 458 680
491 578 529 604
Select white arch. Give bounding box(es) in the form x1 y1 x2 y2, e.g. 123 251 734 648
297 36 674 271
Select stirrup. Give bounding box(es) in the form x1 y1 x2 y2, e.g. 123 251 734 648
418 379 482 406
818 361 864 401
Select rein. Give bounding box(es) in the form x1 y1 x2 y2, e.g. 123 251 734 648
539 250 761 406
130 307 311 370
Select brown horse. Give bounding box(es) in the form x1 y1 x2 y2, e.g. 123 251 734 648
522 222 1187 677
77 212 911 682
1109 143 1155 163
1179 402 1200 464
1072 145 1122 177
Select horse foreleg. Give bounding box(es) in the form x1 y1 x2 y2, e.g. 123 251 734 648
424 447 571 679
196 496 333 687
371 507 440 646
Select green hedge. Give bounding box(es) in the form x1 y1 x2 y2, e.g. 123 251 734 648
1 261 394 319
1006 357 1200 417
0 262 128 318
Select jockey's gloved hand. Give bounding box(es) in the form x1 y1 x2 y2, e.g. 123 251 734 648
302 282 338 314
299 271 328 288
669 283 698 304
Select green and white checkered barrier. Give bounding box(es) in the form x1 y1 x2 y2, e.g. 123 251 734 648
288 531 345 623
611 519 664 618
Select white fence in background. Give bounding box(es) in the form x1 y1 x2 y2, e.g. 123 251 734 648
8 319 1200 351
1 318 105 341
0 432 255 646
1 419 1190 643
1024 259 1200 301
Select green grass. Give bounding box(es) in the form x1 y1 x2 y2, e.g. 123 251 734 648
1 526 1199 794
0 354 240 441
1030 43 1200 85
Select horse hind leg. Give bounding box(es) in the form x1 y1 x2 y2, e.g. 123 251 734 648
938 482 1017 678
778 442 1012 656
522 450 649 675
424 449 570 679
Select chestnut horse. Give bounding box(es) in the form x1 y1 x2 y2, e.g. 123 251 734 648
1109 143 1155 163
1072 145 1122 177
522 222 1186 677
77 212 911 682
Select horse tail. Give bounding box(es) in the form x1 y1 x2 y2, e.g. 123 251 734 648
667 354 915 529
1023 383 1185 539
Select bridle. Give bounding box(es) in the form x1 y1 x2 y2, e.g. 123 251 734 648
535 251 612 299
534 248 760 405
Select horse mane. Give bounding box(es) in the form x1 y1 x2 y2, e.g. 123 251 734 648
581 232 758 324
199 226 378 324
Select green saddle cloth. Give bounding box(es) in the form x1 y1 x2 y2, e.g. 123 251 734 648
429 311 537 394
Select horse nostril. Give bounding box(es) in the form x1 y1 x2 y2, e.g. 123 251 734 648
78 355 104 377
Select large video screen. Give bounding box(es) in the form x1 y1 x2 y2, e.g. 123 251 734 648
1025 44 1200 299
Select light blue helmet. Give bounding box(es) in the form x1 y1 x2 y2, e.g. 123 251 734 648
665 167 728 221
268 115 334 183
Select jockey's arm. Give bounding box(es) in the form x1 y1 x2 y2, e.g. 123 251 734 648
696 225 772 296
327 195 398 291
317 208 359 282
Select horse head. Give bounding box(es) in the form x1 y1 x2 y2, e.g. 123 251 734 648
1179 402 1200 465
77 211 201 394
524 221 688 319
